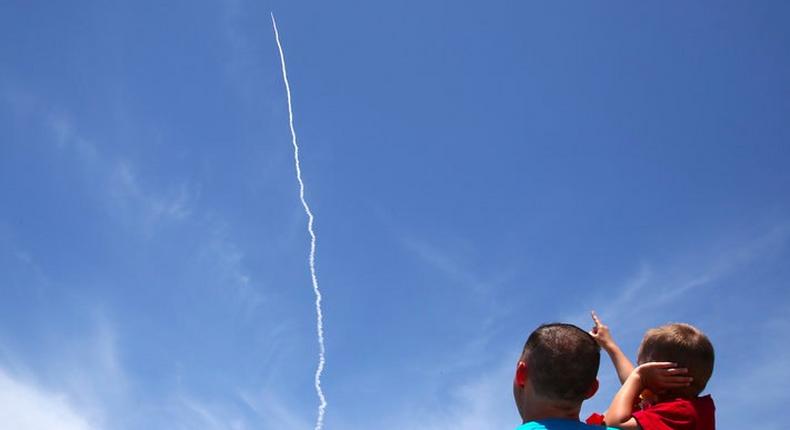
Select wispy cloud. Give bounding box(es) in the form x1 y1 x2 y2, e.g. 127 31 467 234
0 313 128 430
47 110 263 309
45 112 196 233
3 88 262 311
378 360 519 430
58 316 128 427
197 220 265 316
711 316 790 430
0 369 97 430
239 390 312 430
573 222 790 330
111 160 193 223
168 395 250 430
2 88 272 427
400 234 518 295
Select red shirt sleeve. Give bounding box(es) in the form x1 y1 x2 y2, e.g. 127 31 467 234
632 399 696 430
585 413 606 426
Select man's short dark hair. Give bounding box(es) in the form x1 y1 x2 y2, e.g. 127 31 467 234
521 323 601 402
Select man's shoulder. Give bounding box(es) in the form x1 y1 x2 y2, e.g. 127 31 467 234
516 419 614 430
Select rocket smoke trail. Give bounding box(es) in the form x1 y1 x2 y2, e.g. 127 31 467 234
271 13 328 430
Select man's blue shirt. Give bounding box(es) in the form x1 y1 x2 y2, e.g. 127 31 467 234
516 419 613 430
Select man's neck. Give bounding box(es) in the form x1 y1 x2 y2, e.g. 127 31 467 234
520 399 582 423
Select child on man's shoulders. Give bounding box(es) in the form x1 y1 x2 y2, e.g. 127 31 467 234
587 311 715 430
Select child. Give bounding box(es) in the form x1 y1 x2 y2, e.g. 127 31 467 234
588 312 715 430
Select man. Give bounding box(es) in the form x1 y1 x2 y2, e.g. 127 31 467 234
513 323 610 429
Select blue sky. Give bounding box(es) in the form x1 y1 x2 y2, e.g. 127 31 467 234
1 1 789 429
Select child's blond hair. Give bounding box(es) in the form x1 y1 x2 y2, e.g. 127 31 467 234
637 323 714 397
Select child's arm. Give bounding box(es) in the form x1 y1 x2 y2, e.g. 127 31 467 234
604 362 693 430
589 311 634 384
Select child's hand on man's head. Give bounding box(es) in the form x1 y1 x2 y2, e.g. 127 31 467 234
589 311 615 349
634 362 693 392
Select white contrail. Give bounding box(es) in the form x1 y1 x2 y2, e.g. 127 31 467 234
271 13 327 430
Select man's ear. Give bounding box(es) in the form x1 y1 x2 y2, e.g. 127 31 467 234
584 378 599 399
514 361 528 387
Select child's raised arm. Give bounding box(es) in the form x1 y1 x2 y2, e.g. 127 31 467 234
589 311 634 384
604 362 693 429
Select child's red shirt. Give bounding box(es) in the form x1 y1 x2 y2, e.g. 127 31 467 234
632 395 715 430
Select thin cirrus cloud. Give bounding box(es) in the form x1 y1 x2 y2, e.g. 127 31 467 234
46 111 195 230
3 87 262 310
0 87 278 428
571 222 790 330
0 314 125 430
0 370 96 430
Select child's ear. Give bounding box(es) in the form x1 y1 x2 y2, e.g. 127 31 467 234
514 361 528 387
584 378 599 399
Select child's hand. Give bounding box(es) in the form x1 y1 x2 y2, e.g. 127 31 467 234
589 311 615 350
634 362 693 392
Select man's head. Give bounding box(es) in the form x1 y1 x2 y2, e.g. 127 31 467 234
637 323 714 397
513 323 601 422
